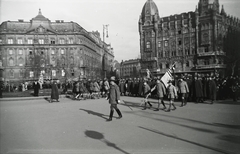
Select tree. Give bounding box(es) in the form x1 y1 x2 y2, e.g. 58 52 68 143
223 27 240 76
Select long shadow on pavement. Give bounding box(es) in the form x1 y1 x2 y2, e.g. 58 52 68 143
138 126 235 154
136 112 218 134
79 108 119 120
85 130 130 154
122 100 240 130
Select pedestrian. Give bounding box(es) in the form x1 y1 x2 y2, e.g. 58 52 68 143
103 78 110 97
208 76 217 104
151 78 166 111
178 76 189 107
142 79 152 110
166 80 177 112
50 80 59 103
106 76 122 121
33 80 40 96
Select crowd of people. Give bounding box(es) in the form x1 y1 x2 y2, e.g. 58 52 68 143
2 74 240 103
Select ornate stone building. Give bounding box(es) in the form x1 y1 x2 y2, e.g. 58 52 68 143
139 0 240 76
120 59 141 78
0 9 114 84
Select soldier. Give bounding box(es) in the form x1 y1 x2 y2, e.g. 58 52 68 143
106 76 122 121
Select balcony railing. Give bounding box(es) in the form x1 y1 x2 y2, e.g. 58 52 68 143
196 64 226 69
141 57 157 62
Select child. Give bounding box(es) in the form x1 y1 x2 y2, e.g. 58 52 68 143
166 80 177 112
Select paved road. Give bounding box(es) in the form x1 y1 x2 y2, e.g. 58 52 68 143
0 96 240 154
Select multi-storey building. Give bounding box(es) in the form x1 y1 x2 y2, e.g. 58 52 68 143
120 59 141 78
0 9 114 84
139 0 240 77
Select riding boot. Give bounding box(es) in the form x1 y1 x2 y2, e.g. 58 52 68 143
116 109 122 119
107 110 114 121
166 103 172 112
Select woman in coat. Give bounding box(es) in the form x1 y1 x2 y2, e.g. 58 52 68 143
50 81 59 103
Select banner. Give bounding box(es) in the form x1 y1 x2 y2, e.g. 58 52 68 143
160 62 176 88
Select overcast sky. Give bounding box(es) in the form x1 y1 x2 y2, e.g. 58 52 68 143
1 0 240 62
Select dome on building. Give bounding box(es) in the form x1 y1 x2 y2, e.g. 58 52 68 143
141 0 159 18
32 9 49 21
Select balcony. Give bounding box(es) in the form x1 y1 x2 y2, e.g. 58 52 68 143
141 57 157 62
196 64 226 69
197 51 226 57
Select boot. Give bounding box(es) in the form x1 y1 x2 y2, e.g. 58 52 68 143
184 99 187 106
161 101 166 110
172 103 176 110
165 103 172 112
116 109 122 119
180 99 184 107
107 110 114 121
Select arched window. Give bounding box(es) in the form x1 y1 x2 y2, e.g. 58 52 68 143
18 57 24 66
61 57 65 67
9 58 14 66
146 41 151 49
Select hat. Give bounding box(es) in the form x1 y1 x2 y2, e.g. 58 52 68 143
110 76 116 81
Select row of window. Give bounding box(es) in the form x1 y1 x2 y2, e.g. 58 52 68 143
2 38 75 45
146 39 195 49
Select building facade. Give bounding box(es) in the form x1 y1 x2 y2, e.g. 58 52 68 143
0 9 114 84
120 59 141 78
139 0 240 76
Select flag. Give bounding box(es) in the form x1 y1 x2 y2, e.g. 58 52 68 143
161 62 176 88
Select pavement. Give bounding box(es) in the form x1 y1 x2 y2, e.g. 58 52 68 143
0 96 240 154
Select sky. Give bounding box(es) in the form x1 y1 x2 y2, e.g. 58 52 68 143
0 0 240 62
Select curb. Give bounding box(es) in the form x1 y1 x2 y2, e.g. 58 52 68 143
0 95 66 102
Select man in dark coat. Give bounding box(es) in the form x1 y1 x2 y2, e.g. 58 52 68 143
50 81 59 102
33 81 40 96
106 76 122 121
194 76 203 103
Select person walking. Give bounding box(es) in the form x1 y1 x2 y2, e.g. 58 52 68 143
142 79 152 110
50 81 59 103
33 81 40 96
166 80 177 112
151 78 166 111
106 76 122 121
178 77 189 107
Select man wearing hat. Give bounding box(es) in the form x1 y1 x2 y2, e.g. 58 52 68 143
106 76 122 121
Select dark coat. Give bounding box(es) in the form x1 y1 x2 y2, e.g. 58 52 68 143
119 81 125 93
195 79 203 97
209 80 217 101
51 82 59 100
108 83 120 105
33 82 40 96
